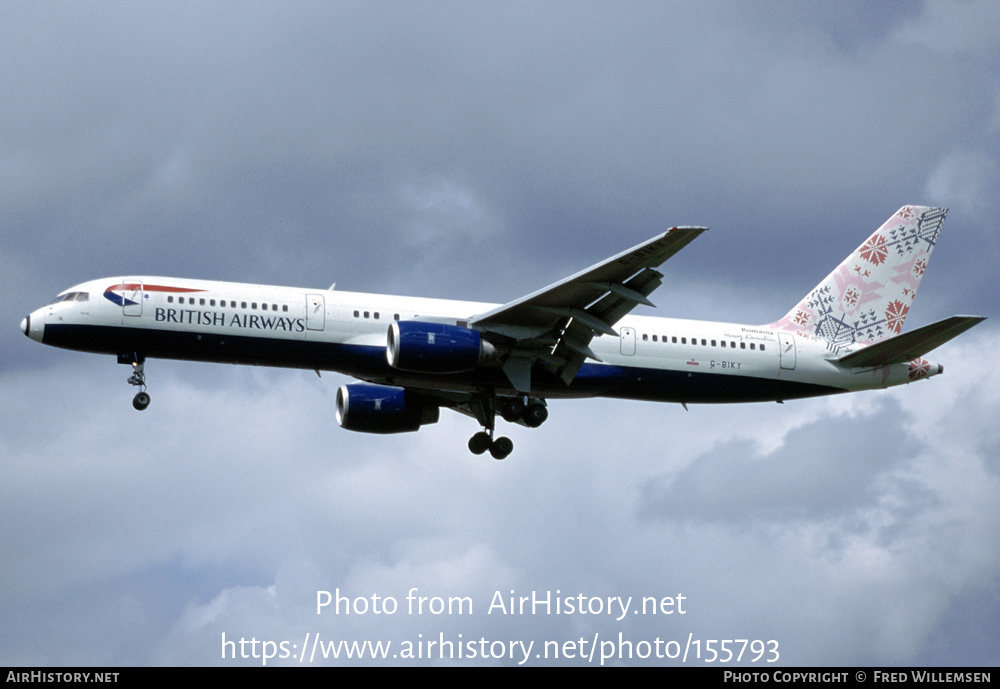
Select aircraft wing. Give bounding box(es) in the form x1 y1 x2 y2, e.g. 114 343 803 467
468 227 707 391
835 315 985 368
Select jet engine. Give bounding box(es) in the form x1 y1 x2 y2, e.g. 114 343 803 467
386 321 498 374
336 383 439 434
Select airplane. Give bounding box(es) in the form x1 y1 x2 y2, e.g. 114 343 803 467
21 205 984 459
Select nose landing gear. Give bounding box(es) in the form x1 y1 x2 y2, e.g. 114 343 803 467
119 353 150 411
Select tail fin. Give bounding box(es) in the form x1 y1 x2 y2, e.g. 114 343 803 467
770 206 947 349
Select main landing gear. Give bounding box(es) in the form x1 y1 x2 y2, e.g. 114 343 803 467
467 393 548 460
120 353 150 411
468 431 513 460
499 396 548 428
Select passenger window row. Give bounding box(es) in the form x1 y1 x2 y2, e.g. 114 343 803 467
353 310 402 321
167 295 289 312
640 333 765 351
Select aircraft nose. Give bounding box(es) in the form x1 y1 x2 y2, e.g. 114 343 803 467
22 311 44 343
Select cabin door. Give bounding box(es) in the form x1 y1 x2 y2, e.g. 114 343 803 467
306 294 325 331
620 327 636 356
123 280 143 317
778 333 796 370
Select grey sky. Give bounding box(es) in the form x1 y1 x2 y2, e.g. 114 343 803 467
2 1 998 665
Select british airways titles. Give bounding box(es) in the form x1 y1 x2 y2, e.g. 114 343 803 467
155 307 306 333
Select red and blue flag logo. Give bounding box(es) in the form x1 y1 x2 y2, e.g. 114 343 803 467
103 283 204 307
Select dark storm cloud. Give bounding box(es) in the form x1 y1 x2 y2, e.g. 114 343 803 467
3 0 999 666
639 397 925 523
5 2 995 296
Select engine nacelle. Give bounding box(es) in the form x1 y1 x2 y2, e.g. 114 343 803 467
336 383 439 434
387 321 497 374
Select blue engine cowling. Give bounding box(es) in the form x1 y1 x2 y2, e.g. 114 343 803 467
336 383 440 434
386 321 497 374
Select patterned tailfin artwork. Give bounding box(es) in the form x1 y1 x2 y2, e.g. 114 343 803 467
770 206 947 351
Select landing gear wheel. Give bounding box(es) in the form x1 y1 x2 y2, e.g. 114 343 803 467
468 432 492 455
524 403 548 428
467 391 522 459
489 436 514 460
132 391 151 411
500 398 526 422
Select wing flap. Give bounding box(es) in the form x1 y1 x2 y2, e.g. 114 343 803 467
835 315 985 368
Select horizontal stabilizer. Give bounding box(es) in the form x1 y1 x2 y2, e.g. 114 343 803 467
835 315 985 368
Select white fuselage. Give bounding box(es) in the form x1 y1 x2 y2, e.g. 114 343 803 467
23 276 936 405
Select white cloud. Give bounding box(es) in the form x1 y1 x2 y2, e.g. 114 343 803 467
925 149 998 217
400 178 504 245
894 0 1000 55
3 323 997 665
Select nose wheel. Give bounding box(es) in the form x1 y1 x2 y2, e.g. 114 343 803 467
121 354 150 411
132 390 151 411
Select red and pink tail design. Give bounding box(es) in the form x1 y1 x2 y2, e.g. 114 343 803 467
770 206 947 349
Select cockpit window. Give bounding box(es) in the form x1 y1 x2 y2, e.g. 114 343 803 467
51 292 89 304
